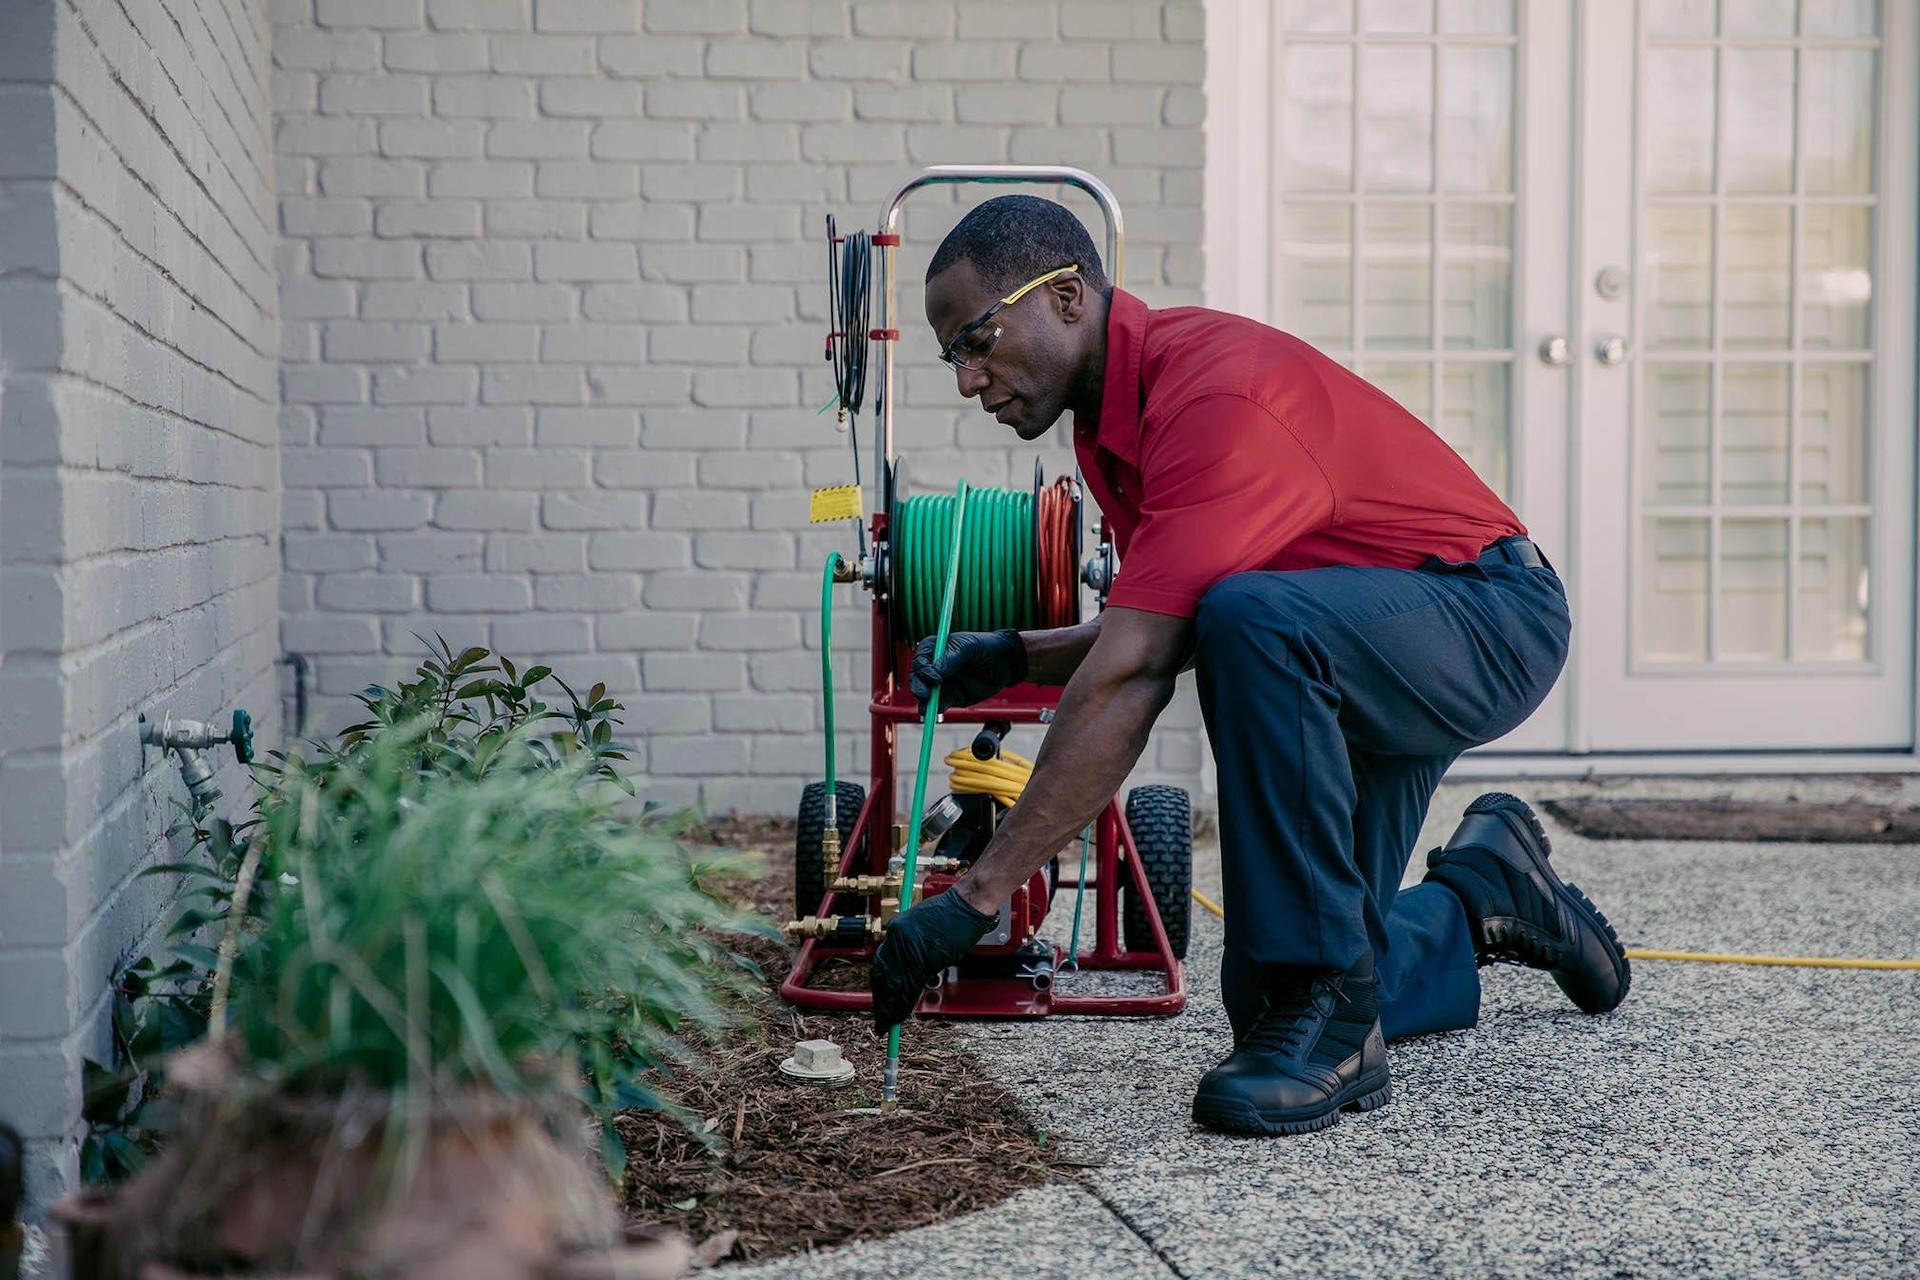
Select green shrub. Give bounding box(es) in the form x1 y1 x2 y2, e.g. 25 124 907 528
85 639 769 1183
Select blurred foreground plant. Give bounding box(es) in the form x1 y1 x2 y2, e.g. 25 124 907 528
84 639 769 1185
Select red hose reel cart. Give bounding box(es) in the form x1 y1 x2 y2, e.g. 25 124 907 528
778 166 1191 1020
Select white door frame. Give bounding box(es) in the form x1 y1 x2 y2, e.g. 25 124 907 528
1202 0 1920 767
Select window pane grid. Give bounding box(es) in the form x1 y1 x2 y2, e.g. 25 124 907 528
1636 0 1881 668
1276 15 1517 496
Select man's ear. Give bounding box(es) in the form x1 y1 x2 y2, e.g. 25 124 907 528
1052 275 1087 324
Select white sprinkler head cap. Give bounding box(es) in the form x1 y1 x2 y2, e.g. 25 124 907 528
779 1037 856 1086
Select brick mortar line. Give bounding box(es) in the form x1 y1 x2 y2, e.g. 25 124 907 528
0 568 279 663
154 0 274 199
27 365 280 450
40 265 278 411
77 0 280 280
51 168 278 349
48 18 275 306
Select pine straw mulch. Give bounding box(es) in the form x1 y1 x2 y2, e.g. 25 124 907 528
616 815 1091 1267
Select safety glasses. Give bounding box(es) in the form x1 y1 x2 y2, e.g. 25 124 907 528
938 264 1079 371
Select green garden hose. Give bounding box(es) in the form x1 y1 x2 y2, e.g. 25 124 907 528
884 479 972 1108
821 551 843 820
895 487 1036 638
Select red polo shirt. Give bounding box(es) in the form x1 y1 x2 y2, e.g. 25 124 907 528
1072 289 1526 618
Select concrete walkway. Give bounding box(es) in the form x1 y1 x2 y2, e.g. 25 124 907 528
736 776 1920 1279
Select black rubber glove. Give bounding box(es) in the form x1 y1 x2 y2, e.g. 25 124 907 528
909 629 1028 709
870 887 1000 1033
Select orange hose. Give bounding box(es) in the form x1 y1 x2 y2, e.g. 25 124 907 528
1036 476 1077 627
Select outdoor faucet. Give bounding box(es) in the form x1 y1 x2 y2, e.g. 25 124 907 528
138 709 254 821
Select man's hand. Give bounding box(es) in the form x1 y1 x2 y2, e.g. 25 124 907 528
910 629 1027 708
870 887 1000 1032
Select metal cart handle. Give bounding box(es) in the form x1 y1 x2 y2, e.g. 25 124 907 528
871 165 1126 487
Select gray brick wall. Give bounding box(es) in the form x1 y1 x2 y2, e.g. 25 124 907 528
0 0 281 1208
272 0 1207 814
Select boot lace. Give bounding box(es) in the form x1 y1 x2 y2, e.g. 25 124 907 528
1240 973 1348 1056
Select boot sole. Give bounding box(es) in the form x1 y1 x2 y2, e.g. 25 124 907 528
1463 792 1632 1014
1192 1073 1392 1137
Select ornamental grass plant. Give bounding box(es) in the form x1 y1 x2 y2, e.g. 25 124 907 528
71 642 770 1276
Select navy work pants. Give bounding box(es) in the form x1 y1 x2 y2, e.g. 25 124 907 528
1193 539 1571 1043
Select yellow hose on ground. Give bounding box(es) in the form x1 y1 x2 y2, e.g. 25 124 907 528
1187 890 1920 970
948 756 1919 972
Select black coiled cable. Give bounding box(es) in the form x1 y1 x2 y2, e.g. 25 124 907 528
825 213 872 424
824 214 870 554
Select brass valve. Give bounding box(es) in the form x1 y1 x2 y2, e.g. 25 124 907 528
782 914 886 941
832 873 899 894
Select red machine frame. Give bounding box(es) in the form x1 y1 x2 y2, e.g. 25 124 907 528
778 505 1187 1017
782 165 1187 1018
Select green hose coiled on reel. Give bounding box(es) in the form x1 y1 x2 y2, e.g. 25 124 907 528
894 487 1036 638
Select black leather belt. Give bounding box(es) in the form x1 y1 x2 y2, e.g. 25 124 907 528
1478 535 1547 570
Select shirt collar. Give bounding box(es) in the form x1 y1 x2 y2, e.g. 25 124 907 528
1074 286 1149 468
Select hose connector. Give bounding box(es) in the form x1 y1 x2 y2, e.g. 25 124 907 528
821 824 841 881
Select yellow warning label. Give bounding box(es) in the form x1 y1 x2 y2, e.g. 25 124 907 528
809 484 863 524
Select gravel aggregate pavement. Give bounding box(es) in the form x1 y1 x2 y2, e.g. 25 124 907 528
734 776 1920 1279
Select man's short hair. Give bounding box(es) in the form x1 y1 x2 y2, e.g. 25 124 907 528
925 194 1110 295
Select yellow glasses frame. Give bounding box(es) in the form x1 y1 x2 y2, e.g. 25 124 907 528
938 264 1080 371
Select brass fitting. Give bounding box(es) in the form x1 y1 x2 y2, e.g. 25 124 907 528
781 914 886 941
831 557 861 584
821 825 841 881
831 873 900 894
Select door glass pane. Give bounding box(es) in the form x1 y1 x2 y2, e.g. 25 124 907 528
1639 518 1710 661
1646 49 1716 194
1718 518 1789 659
1282 44 1355 192
1361 44 1435 192
1645 0 1715 37
1721 0 1796 37
1723 50 1795 194
1362 0 1433 33
1439 0 1513 34
1440 362 1511 495
1801 205 1873 349
1442 203 1511 348
1797 517 1869 660
1646 205 1713 349
1362 203 1432 348
1286 0 1354 32
1279 203 1353 346
1646 364 1712 505
1367 362 1432 421
1799 363 1870 503
1721 205 1791 348
1720 364 1790 504
1440 45 1514 193
1802 51 1875 194
1802 0 1877 37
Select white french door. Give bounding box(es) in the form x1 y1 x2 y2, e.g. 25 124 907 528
1577 0 1915 749
1206 0 1917 753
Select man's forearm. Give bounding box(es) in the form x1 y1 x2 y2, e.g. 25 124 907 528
955 649 1177 910
1018 616 1102 684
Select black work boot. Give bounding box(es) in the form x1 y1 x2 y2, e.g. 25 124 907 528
1423 792 1631 1014
1191 957 1390 1136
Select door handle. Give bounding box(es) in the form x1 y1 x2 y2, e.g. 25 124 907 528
1538 335 1570 366
1595 335 1628 366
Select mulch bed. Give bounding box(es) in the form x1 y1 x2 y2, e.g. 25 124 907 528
617 816 1078 1266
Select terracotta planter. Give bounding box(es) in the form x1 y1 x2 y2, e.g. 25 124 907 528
55 1051 678 1280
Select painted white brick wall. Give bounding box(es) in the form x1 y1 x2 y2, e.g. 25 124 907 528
273 0 1208 816
0 0 280 1211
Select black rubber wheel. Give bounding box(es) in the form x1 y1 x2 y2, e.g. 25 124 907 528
796 781 864 917
1122 785 1192 960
